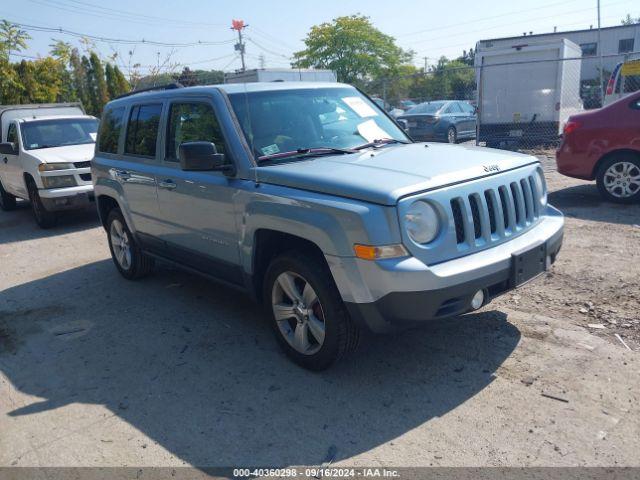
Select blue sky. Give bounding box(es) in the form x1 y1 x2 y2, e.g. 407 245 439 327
3 0 637 75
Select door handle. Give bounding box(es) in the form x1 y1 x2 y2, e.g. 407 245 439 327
111 168 131 181
158 179 177 190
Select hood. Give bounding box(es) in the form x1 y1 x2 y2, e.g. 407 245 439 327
25 143 94 164
256 142 539 205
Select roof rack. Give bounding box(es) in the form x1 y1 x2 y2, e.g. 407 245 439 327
115 82 184 100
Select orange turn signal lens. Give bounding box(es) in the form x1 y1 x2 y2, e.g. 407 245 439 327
353 244 408 261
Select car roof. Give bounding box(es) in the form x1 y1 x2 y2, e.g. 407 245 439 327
107 82 353 107
19 114 97 123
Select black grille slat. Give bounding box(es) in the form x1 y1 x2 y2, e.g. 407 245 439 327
450 199 465 244
498 187 510 229
79 173 92 181
469 195 482 239
74 161 91 168
484 190 497 234
510 183 522 225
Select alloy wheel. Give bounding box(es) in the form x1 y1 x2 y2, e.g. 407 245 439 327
271 271 326 355
110 219 132 270
603 161 640 199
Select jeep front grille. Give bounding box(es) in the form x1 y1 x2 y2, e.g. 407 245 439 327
450 173 542 247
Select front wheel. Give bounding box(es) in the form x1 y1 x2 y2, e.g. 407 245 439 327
27 180 57 228
263 251 360 371
106 209 154 279
447 126 457 144
596 154 640 204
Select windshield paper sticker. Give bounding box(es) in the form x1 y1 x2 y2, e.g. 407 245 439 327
357 119 391 143
90 132 97 141
342 97 378 118
261 144 280 156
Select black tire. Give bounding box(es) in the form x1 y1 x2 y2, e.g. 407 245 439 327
0 179 17 211
27 179 57 228
106 208 154 280
263 251 360 371
596 153 640 204
447 126 457 144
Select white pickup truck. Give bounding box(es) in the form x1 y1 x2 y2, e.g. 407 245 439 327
0 104 99 228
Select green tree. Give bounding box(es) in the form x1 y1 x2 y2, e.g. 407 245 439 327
89 51 109 114
0 20 30 60
0 59 22 103
112 65 130 95
292 15 412 85
621 14 640 25
82 55 97 114
70 49 89 108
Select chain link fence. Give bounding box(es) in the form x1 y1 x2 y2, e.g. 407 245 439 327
374 51 640 155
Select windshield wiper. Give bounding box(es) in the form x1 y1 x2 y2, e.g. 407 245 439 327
258 146 356 163
353 138 411 150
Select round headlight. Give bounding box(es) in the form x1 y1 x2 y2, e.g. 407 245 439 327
404 201 440 244
533 168 547 206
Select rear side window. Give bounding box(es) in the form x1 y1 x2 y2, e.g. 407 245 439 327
125 104 162 157
98 107 125 154
166 102 226 162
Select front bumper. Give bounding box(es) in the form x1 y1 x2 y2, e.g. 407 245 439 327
327 206 564 333
38 184 95 211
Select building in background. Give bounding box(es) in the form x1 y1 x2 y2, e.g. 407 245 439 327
478 22 640 82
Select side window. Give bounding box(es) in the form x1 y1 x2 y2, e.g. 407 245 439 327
6 123 17 144
166 102 226 162
125 103 162 157
445 103 462 114
461 102 475 114
98 106 125 154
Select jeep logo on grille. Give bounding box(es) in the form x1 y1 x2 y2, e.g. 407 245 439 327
483 164 500 172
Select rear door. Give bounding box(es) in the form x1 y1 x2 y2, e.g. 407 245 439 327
458 101 477 137
117 103 163 235
443 102 466 135
154 97 242 283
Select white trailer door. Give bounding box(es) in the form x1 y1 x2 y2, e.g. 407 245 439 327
480 47 560 125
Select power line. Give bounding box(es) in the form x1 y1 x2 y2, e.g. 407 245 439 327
246 38 291 59
407 0 633 51
25 0 227 29
4 19 236 47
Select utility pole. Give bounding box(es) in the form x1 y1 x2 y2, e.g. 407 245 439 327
231 19 248 72
597 0 604 102
423 56 429 73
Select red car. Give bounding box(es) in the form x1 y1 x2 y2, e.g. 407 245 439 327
556 91 640 203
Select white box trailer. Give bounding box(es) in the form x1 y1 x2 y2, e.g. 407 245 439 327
224 68 337 84
475 38 583 147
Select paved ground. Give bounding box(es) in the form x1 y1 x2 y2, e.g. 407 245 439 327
0 161 639 468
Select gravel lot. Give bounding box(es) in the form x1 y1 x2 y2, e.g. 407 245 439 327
0 157 638 468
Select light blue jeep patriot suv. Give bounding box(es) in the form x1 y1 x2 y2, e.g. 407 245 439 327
92 82 564 370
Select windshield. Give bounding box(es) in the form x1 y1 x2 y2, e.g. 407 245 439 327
228 87 409 160
407 102 445 115
21 118 98 150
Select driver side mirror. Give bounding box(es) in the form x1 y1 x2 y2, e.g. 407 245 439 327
0 142 18 155
178 141 234 175
396 119 409 132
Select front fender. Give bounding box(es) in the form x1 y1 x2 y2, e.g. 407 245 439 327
236 183 402 275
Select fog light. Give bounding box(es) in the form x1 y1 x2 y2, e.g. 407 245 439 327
471 290 485 310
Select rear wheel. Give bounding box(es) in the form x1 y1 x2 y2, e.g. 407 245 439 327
447 126 457 144
596 154 640 204
0 180 17 211
106 208 154 279
263 251 360 371
27 179 57 228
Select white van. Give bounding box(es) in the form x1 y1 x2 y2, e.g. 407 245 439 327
0 104 98 228
604 56 640 106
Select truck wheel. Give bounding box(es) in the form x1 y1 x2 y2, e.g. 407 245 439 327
447 126 457 144
106 208 154 279
27 180 57 228
263 251 360 371
0 180 17 211
596 154 640 204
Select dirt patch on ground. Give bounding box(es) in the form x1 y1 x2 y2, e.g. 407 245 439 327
493 156 640 351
